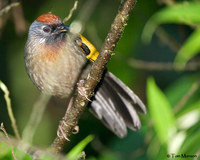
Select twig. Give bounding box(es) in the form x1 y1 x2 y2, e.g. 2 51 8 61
22 93 50 144
0 80 20 140
0 123 17 160
128 58 200 71
63 0 79 23
0 1 20 16
69 0 100 37
173 78 200 113
76 0 100 24
156 26 180 52
51 0 137 153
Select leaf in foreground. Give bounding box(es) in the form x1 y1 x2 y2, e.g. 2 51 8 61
147 77 175 145
66 135 94 160
142 2 200 43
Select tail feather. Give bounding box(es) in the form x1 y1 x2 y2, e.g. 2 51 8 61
90 82 127 138
105 72 146 114
89 71 146 138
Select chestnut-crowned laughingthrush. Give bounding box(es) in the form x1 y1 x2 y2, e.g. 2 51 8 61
24 13 146 138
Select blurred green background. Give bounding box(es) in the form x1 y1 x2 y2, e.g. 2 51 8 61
0 0 200 159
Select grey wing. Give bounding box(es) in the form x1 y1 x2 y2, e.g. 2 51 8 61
89 71 146 138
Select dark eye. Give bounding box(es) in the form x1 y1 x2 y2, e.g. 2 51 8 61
43 27 51 33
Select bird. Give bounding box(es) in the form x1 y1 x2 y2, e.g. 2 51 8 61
24 13 146 138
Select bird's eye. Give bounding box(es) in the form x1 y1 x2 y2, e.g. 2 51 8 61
43 27 51 33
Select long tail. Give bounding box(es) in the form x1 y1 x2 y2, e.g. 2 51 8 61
89 71 146 138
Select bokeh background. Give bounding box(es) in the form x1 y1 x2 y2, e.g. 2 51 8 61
0 0 200 159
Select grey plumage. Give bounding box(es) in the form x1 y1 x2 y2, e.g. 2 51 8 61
89 71 146 138
24 13 146 138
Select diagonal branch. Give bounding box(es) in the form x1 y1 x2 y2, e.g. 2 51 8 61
51 0 137 153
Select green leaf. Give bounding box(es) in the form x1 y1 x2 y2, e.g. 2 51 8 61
177 100 200 118
176 108 200 130
174 28 200 66
40 155 57 160
147 77 175 145
98 152 121 160
14 148 33 160
0 142 11 158
0 141 32 160
142 2 200 43
66 135 94 160
165 74 198 108
178 129 200 155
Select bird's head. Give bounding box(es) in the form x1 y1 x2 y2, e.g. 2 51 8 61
28 13 69 45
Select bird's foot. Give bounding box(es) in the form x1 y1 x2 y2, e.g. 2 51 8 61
57 97 79 141
77 80 91 101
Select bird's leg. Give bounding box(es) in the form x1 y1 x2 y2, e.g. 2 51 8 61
57 121 70 141
77 80 91 101
57 97 79 141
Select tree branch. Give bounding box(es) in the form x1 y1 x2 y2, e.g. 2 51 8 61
51 0 137 153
